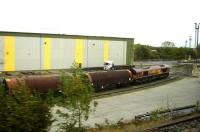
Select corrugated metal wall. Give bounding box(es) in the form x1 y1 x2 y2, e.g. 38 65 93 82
0 36 4 71
0 33 131 71
15 35 41 70
108 40 127 65
87 39 104 67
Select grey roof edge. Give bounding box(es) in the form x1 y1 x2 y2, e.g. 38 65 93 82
0 30 134 40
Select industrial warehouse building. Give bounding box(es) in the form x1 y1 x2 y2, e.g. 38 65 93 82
0 31 134 71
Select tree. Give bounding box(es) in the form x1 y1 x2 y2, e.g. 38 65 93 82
134 44 151 60
175 47 186 60
0 81 53 131
161 41 175 47
134 44 160 60
57 64 96 132
133 43 198 60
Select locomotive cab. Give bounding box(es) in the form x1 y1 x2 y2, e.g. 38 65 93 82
104 61 114 70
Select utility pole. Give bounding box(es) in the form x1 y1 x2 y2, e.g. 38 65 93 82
185 40 188 47
194 23 200 61
189 36 192 48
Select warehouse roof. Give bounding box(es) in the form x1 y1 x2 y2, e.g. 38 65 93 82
0 30 134 40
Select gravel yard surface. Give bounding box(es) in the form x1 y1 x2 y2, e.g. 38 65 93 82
84 77 200 126
51 77 200 131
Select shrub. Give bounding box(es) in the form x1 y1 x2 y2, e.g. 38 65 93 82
0 81 53 131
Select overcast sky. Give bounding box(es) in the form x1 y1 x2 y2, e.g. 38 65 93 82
0 0 200 47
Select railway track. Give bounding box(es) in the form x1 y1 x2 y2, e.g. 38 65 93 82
94 75 183 98
134 104 200 132
135 105 196 120
139 113 200 132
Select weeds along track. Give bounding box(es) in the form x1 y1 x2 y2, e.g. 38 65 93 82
135 104 200 132
139 113 200 132
135 105 196 121
94 75 183 99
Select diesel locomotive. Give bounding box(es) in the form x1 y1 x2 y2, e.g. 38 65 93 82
0 65 170 93
87 64 169 90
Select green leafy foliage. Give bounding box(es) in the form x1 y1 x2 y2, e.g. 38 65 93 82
161 41 175 47
57 64 96 132
0 81 53 132
134 44 198 60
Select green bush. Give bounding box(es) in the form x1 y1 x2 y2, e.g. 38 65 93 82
134 44 197 60
0 65 97 131
0 81 53 132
